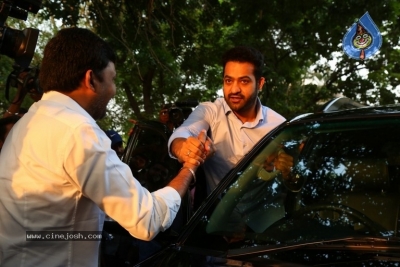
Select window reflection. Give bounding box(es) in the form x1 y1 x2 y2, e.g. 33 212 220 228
190 118 400 252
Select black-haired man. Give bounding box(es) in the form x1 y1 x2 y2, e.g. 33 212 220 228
0 28 206 267
168 46 292 194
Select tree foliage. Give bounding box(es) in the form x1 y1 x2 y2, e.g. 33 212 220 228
2 0 399 135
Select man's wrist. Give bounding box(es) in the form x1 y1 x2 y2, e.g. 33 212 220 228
180 167 196 183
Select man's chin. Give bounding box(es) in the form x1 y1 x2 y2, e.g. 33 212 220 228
92 110 107 121
227 101 243 112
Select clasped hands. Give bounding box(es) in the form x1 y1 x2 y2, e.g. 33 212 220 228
177 130 216 168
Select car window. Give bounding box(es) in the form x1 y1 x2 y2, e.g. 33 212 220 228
184 117 400 254
123 123 181 191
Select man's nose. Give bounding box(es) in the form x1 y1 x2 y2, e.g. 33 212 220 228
231 81 241 93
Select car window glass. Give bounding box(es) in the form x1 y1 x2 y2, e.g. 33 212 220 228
184 118 400 254
124 124 181 191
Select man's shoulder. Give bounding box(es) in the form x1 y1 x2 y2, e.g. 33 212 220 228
37 92 96 128
26 105 98 141
261 105 286 122
198 98 227 112
199 97 223 106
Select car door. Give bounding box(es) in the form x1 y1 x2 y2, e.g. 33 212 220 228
101 120 191 266
137 115 400 266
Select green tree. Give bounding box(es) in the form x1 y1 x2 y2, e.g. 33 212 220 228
40 0 226 135
215 0 400 117
36 0 400 132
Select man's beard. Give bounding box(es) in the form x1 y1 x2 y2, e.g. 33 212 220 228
225 89 258 114
89 93 109 120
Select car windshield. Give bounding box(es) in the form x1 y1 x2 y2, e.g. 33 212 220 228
185 117 400 253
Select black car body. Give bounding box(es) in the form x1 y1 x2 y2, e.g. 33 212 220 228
101 120 191 266
132 104 400 266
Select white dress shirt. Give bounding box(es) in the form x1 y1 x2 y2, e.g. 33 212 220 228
168 98 285 193
0 91 181 267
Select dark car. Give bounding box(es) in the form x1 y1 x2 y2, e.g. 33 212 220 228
101 120 192 266
132 104 400 266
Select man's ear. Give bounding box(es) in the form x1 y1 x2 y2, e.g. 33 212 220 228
84 70 96 92
258 77 265 91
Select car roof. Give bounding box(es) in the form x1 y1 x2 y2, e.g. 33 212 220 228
317 96 367 112
289 103 400 124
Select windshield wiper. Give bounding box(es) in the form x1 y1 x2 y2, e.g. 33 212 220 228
228 236 400 259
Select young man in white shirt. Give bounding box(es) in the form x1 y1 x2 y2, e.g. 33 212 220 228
0 27 208 267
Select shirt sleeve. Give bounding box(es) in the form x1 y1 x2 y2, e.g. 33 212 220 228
168 103 213 158
63 123 181 241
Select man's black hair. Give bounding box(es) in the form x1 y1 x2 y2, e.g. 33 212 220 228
39 28 116 93
221 46 264 81
0 115 20 141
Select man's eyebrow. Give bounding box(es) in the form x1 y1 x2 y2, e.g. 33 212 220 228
223 75 251 79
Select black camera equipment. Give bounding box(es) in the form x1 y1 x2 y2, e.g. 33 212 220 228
168 99 199 128
0 0 42 101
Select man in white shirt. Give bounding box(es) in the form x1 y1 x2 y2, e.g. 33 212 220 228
168 46 292 194
0 27 207 267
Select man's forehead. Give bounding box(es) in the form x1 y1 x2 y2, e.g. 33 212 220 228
224 61 255 77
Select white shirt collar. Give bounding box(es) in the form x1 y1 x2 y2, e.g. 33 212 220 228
221 97 265 124
40 91 96 124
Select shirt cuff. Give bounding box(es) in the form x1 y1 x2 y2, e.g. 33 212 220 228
152 186 181 230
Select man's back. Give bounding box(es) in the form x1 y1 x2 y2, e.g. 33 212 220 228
0 92 106 266
0 27 202 267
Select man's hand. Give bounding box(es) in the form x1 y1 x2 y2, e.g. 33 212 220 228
183 129 207 169
203 135 216 160
168 130 210 198
263 148 294 180
275 150 294 179
171 130 215 165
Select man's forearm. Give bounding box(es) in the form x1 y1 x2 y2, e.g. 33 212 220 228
167 163 197 198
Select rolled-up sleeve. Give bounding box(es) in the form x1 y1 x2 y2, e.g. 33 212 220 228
64 124 181 241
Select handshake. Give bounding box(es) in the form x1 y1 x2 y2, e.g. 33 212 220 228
172 129 216 170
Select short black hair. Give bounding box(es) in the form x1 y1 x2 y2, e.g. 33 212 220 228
0 115 20 141
39 27 116 93
222 46 264 81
